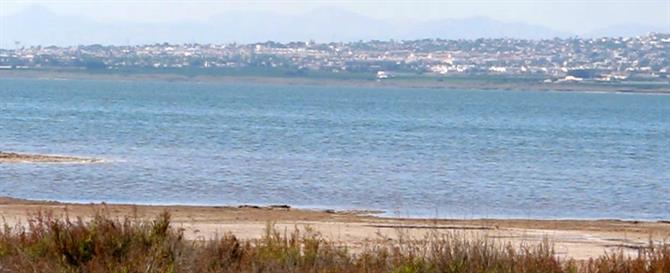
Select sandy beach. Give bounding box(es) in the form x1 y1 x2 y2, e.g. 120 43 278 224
1 196 668 261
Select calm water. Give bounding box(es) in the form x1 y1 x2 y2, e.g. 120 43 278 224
1 78 669 219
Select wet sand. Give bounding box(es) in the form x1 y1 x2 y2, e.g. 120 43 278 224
1 197 668 260
0 152 99 163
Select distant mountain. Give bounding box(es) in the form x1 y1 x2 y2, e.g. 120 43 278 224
1 6 392 46
1 6 106 46
202 8 394 42
583 24 670 38
405 17 572 40
1 5 664 47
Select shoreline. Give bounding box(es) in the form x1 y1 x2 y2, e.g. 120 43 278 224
12 197 670 223
2 69 669 94
4 151 666 222
2 196 669 260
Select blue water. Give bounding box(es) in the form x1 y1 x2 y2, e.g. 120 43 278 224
1 78 669 220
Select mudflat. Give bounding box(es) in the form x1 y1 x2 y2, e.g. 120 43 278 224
1 197 668 260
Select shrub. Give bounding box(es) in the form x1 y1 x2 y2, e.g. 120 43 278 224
0 211 667 273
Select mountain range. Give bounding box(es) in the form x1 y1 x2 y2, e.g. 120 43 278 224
1 6 667 47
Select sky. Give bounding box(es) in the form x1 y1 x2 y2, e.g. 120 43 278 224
1 0 669 34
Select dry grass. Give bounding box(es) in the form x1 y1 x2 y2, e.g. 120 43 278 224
0 211 668 273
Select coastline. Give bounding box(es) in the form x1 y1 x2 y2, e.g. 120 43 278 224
2 197 669 260
2 69 669 94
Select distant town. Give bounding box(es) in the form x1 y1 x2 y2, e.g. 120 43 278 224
1 33 669 84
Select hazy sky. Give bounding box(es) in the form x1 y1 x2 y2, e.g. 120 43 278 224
1 0 669 34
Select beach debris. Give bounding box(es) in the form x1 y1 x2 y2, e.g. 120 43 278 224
238 205 261 209
237 204 291 210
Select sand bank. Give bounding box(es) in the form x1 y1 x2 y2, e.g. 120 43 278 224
2 70 669 94
0 152 100 163
1 197 668 260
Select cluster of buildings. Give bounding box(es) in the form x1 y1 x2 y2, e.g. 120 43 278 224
1 33 669 82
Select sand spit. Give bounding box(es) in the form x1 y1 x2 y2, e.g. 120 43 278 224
0 151 100 163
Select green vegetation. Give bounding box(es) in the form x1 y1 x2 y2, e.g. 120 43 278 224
0 212 668 273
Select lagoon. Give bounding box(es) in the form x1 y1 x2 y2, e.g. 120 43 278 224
1 78 669 219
